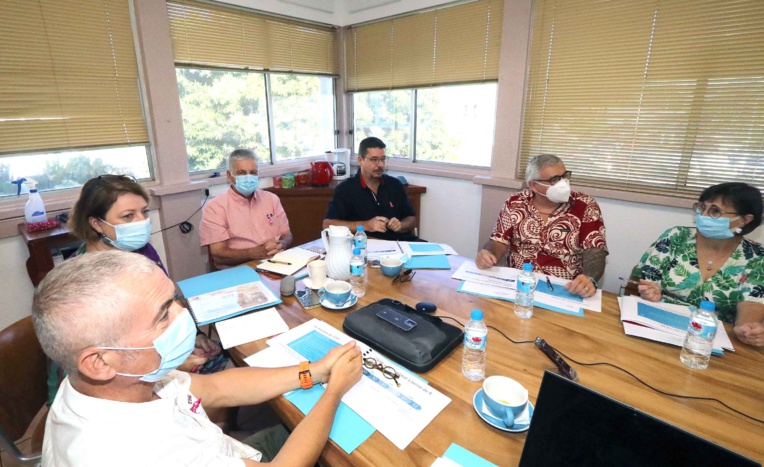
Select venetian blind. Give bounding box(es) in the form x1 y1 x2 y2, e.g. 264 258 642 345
166 0 338 75
0 0 149 155
345 0 504 92
520 0 764 197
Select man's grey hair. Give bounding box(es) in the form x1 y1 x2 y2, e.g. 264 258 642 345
32 251 158 377
228 148 257 171
525 154 564 184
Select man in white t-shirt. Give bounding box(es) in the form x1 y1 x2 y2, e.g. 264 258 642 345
33 251 362 467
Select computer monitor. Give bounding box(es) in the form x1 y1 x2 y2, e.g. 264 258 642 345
519 371 759 467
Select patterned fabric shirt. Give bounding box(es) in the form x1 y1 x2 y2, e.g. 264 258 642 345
633 226 764 324
489 189 608 279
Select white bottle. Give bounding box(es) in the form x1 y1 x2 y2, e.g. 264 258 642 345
462 309 487 381
514 263 535 318
349 247 366 297
354 226 367 260
24 180 47 224
680 300 718 370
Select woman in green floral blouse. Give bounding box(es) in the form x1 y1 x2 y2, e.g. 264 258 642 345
631 183 764 347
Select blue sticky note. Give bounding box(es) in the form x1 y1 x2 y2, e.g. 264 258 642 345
637 302 690 330
443 443 499 467
535 279 583 302
404 254 451 269
285 386 375 454
409 243 445 253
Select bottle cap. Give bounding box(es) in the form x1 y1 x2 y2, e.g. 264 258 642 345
522 263 533 271
699 300 715 311
357 226 364 232
470 309 483 320
353 248 361 255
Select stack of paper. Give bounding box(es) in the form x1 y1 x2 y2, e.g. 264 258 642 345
618 296 734 354
256 246 320 276
451 261 602 317
399 242 455 269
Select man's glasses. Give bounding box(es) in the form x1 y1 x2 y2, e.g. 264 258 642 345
692 202 738 219
392 268 415 284
364 156 387 165
363 357 401 387
535 170 572 185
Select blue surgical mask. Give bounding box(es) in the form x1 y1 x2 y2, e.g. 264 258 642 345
100 218 151 251
235 174 259 195
100 309 197 383
695 214 741 239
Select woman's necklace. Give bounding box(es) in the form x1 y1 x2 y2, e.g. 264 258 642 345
697 237 739 271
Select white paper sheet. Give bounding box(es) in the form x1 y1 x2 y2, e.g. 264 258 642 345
244 345 300 368
451 261 519 288
365 239 403 261
268 319 451 450
618 296 734 352
215 307 289 349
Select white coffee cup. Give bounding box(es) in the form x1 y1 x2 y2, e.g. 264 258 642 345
483 376 529 427
308 259 327 288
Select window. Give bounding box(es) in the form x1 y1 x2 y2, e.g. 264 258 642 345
0 0 151 197
520 0 764 197
167 1 338 171
353 83 497 167
176 69 336 172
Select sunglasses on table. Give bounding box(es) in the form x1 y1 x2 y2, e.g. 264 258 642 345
392 268 416 284
363 357 401 387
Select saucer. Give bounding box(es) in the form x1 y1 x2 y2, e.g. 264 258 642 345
320 294 358 310
472 388 534 433
302 278 327 290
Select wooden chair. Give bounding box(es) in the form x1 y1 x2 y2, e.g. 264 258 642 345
0 316 48 466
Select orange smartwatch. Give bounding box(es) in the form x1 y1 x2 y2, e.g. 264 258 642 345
299 361 313 389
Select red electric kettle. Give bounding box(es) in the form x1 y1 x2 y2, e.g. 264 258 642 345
310 161 334 186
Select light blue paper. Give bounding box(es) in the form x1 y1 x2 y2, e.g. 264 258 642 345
637 302 689 330
404 254 451 269
456 281 584 317
443 443 498 467
287 330 340 362
409 243 445 253
284 386 375 454
535 279 583 303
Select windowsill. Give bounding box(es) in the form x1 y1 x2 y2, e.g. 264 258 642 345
382 158 491 181
474 175 695 209
189 157 326 184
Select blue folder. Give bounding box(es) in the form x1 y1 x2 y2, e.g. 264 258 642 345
176 266 282 325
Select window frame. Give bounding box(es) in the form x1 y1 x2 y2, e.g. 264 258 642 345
176 67 338 176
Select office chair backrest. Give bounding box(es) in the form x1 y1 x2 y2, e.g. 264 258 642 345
0 315 48 442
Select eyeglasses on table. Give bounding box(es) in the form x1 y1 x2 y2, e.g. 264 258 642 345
363 357 401 387
392 268 415 284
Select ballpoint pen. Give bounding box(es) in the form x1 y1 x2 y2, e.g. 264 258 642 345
546 276 554 292
618 277 691 302
267 259 292 265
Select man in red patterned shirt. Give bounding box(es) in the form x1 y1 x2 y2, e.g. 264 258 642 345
476 154 608 298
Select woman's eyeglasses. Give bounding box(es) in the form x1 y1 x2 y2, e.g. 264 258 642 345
392 268 415 284
692 202 738 219
363 357 401 387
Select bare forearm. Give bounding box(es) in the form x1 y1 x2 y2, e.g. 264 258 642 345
481 239 507 259
399 216 417 233
266 389 343 467
192 365 321 408
210 245 264 266
582 248 608 282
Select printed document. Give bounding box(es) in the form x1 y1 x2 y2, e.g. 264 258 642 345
268 319 451 449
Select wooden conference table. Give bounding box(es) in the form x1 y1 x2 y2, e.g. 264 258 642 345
228 256 764 466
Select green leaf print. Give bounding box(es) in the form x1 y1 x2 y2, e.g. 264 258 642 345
648 256 661 267
673 262 689 278
676 272 701 290
722 265 744 277
748 267 764 285
702 280 715 294
686 287 706 305
711 290 744 321
730 248 742 260
712 271 736 290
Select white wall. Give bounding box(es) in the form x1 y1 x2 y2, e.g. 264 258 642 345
387 170 483 257
0 210 166 331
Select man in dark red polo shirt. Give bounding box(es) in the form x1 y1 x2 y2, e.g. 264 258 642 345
323 137 419 241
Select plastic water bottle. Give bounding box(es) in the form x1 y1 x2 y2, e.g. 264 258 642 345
349 247 366 297
680 300 718 370
354 226 367 260
514 263 535 318
462 309 487 381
